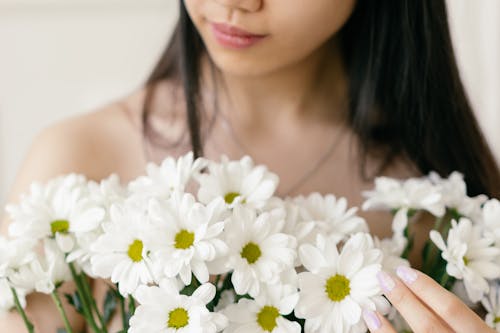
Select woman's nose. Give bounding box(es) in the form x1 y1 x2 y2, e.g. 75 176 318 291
213 0 262 12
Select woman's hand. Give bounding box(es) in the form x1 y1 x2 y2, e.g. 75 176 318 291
362 266 495 332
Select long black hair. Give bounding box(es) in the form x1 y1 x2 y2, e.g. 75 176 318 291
142 1 500 198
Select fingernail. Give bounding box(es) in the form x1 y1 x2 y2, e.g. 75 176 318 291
396 265 418 284
377 271 395 292
362 309 381 331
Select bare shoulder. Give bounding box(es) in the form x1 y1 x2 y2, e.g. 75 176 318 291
2 90 149 212
3 79 187 209
30 98 145 180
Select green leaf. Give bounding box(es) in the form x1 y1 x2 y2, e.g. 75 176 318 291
103 288 118 325
64 292 83 315
180 283 198 297
57 329 68 333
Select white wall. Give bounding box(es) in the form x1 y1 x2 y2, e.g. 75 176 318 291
446 0 500 163
0 1 499 204
0 0 179 203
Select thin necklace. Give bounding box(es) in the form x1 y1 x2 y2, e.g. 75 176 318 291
218 111 345 197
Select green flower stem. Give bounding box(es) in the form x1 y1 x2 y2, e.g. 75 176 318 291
10 287 35 333
439 271 451 288
118 292 129 331
51 291 74 333
80 272 108 333
128 295 136 316
68 263 101 333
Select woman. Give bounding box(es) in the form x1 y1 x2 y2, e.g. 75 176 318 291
2 0 499 332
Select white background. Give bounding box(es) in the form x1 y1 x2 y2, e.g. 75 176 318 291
0 0 498 204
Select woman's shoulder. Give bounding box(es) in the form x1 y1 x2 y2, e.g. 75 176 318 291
3 84 177 210
32 94 146 180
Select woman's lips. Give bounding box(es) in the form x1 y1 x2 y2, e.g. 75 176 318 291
210 22 267 49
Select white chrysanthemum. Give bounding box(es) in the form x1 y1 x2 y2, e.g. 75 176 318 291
67 174 127 276
0 236 37 278
146 192 228 285
223 283 301 333
88 173 127 209
363 176 444 215
129 280 227 333
430 218 500 302
8 239 71 294
6 174 105 253
374 235 409 273
0 278 27 314
363 176 445 236
296 233 386 333
482 199 500 247
128 152 207 202
215 206 296 298
429 171 487 221
90 202 155 296
292 193 368 246
197 155 279 209
482 282 500 331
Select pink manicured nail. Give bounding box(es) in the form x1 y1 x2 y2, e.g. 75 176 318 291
363 309 381 331
396 265 418 284
377 271 395 292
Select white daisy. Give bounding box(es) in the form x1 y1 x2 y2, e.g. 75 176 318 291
295 233 385 333
90 202 155 296
88 173 127 211
129 280 227 333
0 278 27 314
293 193 368 246
128 152 207 202
217 206 296 298
430 218 500 302
67 174 127 276
223 283 301 333
374 235 409 273
363 176 444 215
429 171 487 221
8 239 71 294
0 236 37 278
363 176 445 236
146 192 228 285
482 282 500 331
6 174 105 253
482 199 500 246
197 155 279 209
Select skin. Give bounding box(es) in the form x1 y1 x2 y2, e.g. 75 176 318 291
0 0 494 332
366 268 494 332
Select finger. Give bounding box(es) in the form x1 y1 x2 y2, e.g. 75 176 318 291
377 270 453 333
362 309 397 333
395 266 494 333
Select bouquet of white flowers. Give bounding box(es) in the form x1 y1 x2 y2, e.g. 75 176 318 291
1 152 499 333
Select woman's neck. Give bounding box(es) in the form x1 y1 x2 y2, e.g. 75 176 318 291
201 37 349 132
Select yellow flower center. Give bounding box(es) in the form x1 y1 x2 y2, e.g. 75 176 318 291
494 316 500 323
463 256 470 266
127 239 144 262
50 220 70 235
325 274 351 302
257 305 280 332
240 242 261 264
174 229 195 250
224 192 241 204
167 307 189 328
